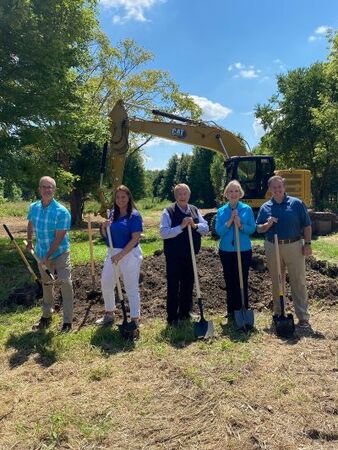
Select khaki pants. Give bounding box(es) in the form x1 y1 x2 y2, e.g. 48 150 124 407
40 251 74 324
264 240 309 321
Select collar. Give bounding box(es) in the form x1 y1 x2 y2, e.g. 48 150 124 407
226 201 244 211
40 198 56 209
271 194 288 205
176 202 190 214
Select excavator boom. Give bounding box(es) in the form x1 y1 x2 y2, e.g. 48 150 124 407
107 100 247 191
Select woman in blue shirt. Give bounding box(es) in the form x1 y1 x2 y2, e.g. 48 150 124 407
215 180 256 321
97 185 143 327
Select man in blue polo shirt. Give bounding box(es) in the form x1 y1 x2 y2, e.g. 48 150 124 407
256 175 312 328
27 176 74 332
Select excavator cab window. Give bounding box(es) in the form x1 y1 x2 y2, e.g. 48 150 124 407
225 156 275 199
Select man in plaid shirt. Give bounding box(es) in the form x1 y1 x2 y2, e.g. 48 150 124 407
27 176 74 332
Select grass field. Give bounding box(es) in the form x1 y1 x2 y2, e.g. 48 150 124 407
0 200 337 449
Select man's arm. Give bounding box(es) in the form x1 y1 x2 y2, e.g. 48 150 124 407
42 230 67 263
303 225 312 257
195 210 209 235
159 209 183 239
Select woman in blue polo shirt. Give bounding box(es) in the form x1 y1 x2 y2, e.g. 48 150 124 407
97 185 143 327
215 180 256 322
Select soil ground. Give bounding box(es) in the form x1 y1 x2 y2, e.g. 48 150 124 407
5 247 338 329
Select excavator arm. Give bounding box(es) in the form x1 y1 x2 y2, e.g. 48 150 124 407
106 99 247 189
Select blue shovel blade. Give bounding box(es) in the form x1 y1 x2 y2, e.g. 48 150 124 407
234 308 255 331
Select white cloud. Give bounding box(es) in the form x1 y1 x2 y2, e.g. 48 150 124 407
315 25 330 35
273 58 286 71
143 137 179 147
190 95 232 120
228 62 244 71
308 25 331 42
100 0 165 23
253 117 265 138
240 69 258 79
228 61 262 79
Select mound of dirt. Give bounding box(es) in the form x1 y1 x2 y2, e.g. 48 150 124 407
3 247 337 327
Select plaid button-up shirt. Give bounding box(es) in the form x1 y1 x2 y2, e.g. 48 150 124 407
27 199 71 259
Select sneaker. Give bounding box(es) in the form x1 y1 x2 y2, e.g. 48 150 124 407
95 313 115 326
32 316 52 330
298 320 310 328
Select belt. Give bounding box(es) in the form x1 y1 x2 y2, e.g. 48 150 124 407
266 236 301 245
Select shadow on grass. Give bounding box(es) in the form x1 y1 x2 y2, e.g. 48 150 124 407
159 321 196 348
5 329 56 368
221 320 258 343
262 322 325 344
90 325 136 355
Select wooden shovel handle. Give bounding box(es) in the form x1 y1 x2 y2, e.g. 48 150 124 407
234 224 244 290
23 240 55 281
106 223 123 301
3 224 39 283
87 215 95 281
273 234 284 295
188 225 201 298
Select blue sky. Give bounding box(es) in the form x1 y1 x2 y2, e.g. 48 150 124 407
99 0 337 170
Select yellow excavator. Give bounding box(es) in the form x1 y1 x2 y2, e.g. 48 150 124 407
99 99 311 216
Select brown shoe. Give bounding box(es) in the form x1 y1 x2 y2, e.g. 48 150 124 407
32 316 52 330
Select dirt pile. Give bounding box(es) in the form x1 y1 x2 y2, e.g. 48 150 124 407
3 246 337 327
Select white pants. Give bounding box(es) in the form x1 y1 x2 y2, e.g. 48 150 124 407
101 246 142 318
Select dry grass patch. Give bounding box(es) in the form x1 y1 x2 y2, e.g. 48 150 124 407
0 309 337 449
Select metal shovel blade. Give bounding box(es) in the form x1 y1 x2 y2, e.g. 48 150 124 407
234 307 255 332
194 318 214 339
193 299 214 339
119 320 139 340
275 313 295 338
118 299 139 340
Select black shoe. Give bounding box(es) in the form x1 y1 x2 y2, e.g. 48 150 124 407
227 313 235 323
167 319 180 328
60 323 72 333
272 314 279 325
32 316 52 330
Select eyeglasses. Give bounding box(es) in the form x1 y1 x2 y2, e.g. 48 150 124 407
40 185 55 189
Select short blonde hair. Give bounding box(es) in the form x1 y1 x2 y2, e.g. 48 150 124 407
223 180 244 198
174 183 191 195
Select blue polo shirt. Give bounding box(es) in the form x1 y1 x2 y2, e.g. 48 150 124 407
27 199 71 259
106 209 143 249
256 194 311 240
215 201 256 252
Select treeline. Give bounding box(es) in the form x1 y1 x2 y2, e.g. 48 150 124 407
1 1 337 220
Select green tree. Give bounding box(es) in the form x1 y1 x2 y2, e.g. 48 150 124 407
255 36 338 206
0 3 201 224
188 147 215 207
159 154 179 200
311 31 338 206
210 154 225 203
152 170 166 198
175 154 192 186
122 151 146 200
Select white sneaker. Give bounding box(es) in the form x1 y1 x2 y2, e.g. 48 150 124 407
95 313 115 326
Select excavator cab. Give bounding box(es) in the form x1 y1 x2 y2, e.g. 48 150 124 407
225 156 275 208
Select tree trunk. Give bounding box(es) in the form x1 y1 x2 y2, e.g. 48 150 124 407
70 188 84 227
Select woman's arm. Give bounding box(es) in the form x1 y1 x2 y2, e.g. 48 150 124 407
112 232 141 263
